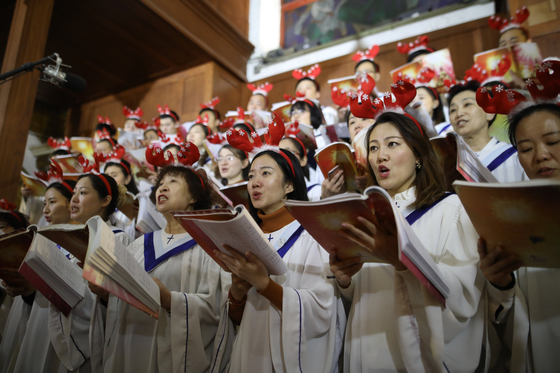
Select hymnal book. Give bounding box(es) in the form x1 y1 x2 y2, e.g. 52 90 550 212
444 133 498 183
173 206 289 276
351 122 374 168
511 42 543 79
429 135 465 191
314 142 359 192
454 180 560 268
327 76 359 92
51 154 84 174
136 192 167 234
83 216 161 318
117 129 142 150
271 101 292 124
37 224 90 263
285 186 450 306
220 182 249 210
251 110 272 129
390 61 422 83
0 228 37 288
474 47 516 83
419 49 456 93
19 232 85 316
70 137 94 160
294 122 317 147
21 171 47 197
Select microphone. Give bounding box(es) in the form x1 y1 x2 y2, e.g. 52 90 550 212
39 53 87 92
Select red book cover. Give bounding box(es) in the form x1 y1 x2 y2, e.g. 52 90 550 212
220 182 249 210
327 76 359 92
21 172 47 197
314 142 359 192
271 102 292 124
390 61 422 83
19 261 72 316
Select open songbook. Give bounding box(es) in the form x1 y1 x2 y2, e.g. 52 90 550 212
0 226 85 316
284 186 450 306
173 206 289 276
431 132 498 183
314 141 360 192
454 180 560 268
82 217 161 318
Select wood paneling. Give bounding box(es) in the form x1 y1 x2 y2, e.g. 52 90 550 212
0 0 54 202
78 62 246 137
206 0 250 38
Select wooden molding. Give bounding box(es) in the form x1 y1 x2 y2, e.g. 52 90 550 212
140 0 254 81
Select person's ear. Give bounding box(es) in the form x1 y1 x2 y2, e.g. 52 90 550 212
125 174 132 185
284 182 294 195
486 113 496 123
300 154 308 167
315 90 321 100
242 159 249 169
373 72 381 82
101 195 112 208
432 99 440 110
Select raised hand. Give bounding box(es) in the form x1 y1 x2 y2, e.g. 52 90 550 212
477 238 522 288
152 277 172 311
340 216 405 271
321 169 346 199
329 250 363 288
215 245 270 292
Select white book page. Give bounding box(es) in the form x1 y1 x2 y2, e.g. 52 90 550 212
30 234 85 298
452 133 498 183
90 217 160 305
192 208 288 275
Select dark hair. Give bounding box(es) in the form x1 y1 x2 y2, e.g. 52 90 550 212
199 108 221 121
77 173 120 220
190 123 210 137
97 138 116 150
95 123 116 137
51 149 70 157
364 112 447 210
447 80 496 127
46 180 77 202
417 86 445 124
233 122 255 136
162 143 181 153
407 49 433 63
144 129 158 139
160 111 180 123
355 59 380 74
218 145 249 184
280 137 310 180
104 160 140 195
295 77 320 92
507 104 560 147
291 100 323 129
149 166 212 211
248 150 308 225
0 210 30 231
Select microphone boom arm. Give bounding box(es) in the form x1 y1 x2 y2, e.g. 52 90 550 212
0 53 58 82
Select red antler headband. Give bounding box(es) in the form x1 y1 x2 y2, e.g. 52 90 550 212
34 160 74 194
78 156 113 197
226 113 296 176
247 82 273 97
97 128 116 148
352 45 380 63
284 122 307 158
145 142 205 189
157 104 178 121
48 137 72 151
199 97 220 110
488 6 530 34
476 60 560 116
397 35 433 56
206 132 227 145
0 199 22 224
158 132 184 147
349 80 423 135
292 64 321 81
464 56 512 87
123 106 143 121
94 145 130 175
135 121 159 132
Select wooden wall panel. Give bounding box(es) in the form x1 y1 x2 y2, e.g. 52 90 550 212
206 0 250 38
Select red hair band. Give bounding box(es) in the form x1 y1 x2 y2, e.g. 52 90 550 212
78 157 113 197
279 150 296 177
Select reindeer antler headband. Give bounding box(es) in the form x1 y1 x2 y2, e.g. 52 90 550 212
247 82 273 97
94 145 130 175
397 36 434 57
352 45 380 63
123 106 143 121
292 64 321 81
0 199 22 224
349 80 423 135
145 141 205 189
226 113 296 176
157 104 178 122
78 156 113 197
48 137 72 151
488 6 530 35
34 160 73 194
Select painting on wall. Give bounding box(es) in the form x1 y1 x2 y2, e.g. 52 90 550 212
281 0 473 50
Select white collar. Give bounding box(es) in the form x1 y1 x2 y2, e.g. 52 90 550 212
393 186 416 214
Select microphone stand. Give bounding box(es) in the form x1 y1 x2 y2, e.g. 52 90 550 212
0 54 57 84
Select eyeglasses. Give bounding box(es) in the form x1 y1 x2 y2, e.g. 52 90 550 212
290 109 308 117
217 155 236 162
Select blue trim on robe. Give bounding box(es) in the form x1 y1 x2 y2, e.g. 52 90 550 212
438 124 451 134
276 224 305 258
486 146 517 171
144 231 197 272
306 184 320 192
111 229 125 235
405 193 453 226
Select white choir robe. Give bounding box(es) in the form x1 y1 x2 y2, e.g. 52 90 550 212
91 230 230 373
435 122 453 136
0 296 32 372
475 137 527 183
487 267 560 373
215 220 345 373
0 228 128 373
341 187 486 372
306 167 324 201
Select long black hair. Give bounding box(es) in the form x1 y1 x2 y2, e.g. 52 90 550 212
248 149 308 224
280 137 310 180
291 100 323 129
46 180 77 202
77 173 121 220
0 210 29 231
